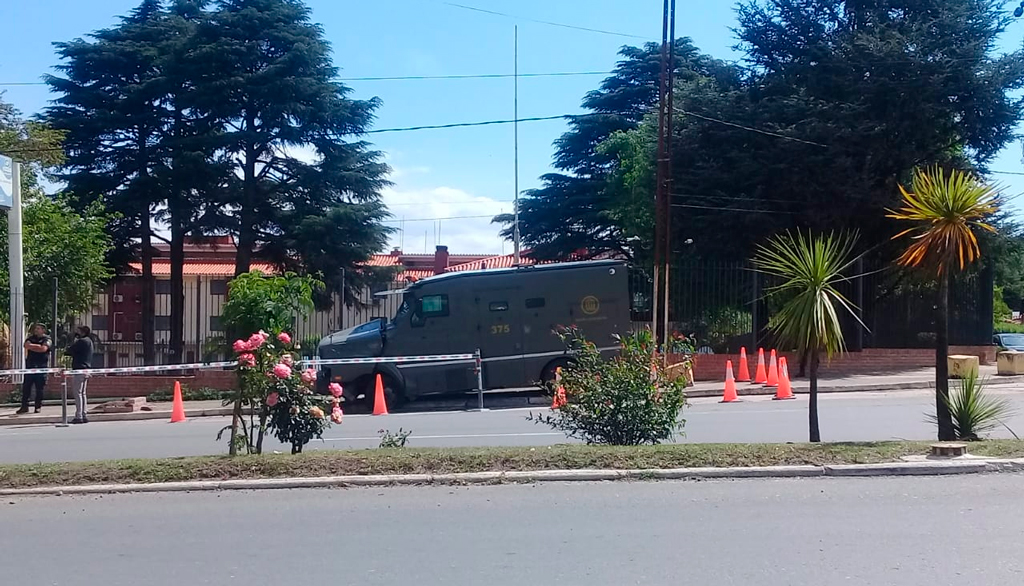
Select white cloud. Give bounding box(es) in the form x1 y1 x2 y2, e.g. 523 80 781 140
381 184 510 255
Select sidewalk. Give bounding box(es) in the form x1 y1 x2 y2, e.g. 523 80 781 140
0 399 230 426
682 364 1024 398
1 366 1021 426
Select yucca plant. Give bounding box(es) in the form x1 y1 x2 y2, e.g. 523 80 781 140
753 230 864 442
926 371 1016 441
888 167 1001 441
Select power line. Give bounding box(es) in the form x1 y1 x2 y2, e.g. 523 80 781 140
1 109 826 153
678 110 828 147
382 213 496 223
387 199 514 206
339 71 612 82
671 202 798 215
438 1 648 40
365 114 571 134
0 70 615 87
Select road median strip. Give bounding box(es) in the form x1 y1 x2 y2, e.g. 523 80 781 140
3 441 1024 495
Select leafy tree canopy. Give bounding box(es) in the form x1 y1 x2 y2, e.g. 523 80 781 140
504 0 1024 264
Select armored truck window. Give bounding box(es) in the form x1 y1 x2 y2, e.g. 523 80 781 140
420 295 449 317
525 297 545 309
489 301 509 312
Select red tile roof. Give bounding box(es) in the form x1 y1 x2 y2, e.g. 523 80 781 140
128 261 277 277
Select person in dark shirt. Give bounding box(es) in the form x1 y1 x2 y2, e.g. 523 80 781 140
65 325 94 424
16 323 51 414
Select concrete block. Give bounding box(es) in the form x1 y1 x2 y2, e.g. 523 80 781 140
947 354 979 379
997 351 1024 376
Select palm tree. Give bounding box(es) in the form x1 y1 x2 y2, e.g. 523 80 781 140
753 231 863 442
888 166 1001 441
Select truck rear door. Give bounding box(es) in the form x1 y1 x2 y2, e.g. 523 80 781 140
475 288 525 388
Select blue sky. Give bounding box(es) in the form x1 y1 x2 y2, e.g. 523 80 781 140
2 0 1024 255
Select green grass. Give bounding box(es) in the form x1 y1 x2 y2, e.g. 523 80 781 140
3 440 1024 489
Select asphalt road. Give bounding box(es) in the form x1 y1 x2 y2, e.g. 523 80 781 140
2 388 1024 464
4 474 1024 585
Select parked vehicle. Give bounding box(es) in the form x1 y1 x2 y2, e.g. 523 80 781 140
994 332 1024 351
316 260 630 407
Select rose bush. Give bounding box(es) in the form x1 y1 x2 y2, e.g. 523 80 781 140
221 330 339 455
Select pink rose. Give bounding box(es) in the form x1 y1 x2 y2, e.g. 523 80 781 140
238 353 256 368
272 363 292 379
309 406 324 419
329 382 343 398
281 354 294 366
232 339 249 353
266 392 279 407
247 333 265 349
300 369 317 384
330 407 343 424
258 330 269 340
277 332 292 345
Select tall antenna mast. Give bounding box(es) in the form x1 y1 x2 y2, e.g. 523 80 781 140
512 25 522 265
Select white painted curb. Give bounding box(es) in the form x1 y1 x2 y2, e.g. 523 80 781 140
3 458 1022 497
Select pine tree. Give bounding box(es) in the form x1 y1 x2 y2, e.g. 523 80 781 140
190 0 392 287
47 0 170 363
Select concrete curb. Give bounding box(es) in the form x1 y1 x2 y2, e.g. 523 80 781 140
0 407 237 427
3 459 1022 497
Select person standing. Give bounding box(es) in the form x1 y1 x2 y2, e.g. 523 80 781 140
16 324 51 414
65 325 94 424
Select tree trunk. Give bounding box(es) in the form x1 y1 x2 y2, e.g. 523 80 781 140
229 390 242 456
169 210 186 362
235 125 256 276
255 410 267 455
809 350 821 443
140 214 156 365
935 272 955 440
235 215 254 276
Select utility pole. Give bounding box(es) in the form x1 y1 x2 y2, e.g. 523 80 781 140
1 157 25 375
651 0 676 349
513 25 522 265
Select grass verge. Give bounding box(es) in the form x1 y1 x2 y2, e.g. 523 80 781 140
3 440 1024 489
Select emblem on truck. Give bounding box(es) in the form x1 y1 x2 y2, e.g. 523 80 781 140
581 296 600 315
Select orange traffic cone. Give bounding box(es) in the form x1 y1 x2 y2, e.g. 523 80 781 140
721 360 739 403
170 380 187 423
736 347 751 382
551 367 567 409
372 374 389 416
773 357 795 400
752 348 768 384
765 350 779 387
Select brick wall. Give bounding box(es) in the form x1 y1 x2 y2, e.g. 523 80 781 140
1 370 237 400
689 346 995 382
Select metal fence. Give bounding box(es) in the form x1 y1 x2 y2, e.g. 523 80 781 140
76 278 406 368
628 260 993 352
71 259 993 369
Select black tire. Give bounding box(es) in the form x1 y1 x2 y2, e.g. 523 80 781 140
375 373 407 412
540 358 570 388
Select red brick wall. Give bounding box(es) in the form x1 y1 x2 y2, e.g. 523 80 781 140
1 370 237 399
689 346 995 382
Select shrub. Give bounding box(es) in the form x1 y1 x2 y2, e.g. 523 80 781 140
147 386 233 403
378 428 412 448
529 327 687 445
927 371 1017 441
994 285 1013 326
995 322 1024 334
